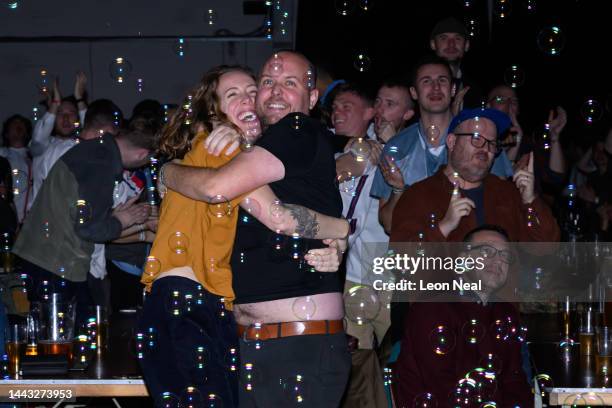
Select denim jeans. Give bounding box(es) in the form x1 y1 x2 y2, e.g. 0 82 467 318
138 276 239 407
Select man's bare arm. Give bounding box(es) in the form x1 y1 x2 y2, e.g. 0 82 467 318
242 185 349 239
163 146 285 202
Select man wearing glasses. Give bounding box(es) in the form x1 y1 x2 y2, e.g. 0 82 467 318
390 107 560 243
393 225 532 406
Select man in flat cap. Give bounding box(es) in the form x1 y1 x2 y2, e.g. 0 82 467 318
430 16 483 110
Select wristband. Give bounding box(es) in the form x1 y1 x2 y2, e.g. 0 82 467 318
392 187 405 194
139 231 146 242
136 223 145 233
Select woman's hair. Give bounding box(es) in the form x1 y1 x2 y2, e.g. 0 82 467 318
2 115 32 147
158 65 256 159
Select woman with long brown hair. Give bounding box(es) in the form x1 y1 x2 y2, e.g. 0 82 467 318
138 65 349 407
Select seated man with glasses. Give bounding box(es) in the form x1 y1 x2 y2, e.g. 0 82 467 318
390 107 560 244
393 225 533 407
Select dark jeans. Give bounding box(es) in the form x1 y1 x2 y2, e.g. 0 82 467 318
107 260 144 314
137 276 239 408
239 332 351 408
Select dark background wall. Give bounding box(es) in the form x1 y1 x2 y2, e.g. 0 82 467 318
0 0 608 147
0 0 297 120
297 0 609 146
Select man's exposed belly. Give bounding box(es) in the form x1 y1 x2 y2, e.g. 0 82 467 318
234 292 344 325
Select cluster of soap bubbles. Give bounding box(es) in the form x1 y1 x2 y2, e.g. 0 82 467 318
490 317 528 342
134 327 156 360
335 0 371 16
159 389 224 408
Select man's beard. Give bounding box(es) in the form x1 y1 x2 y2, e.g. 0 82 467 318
451 152 490 183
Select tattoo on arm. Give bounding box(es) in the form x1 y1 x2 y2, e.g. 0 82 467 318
285 204 320 238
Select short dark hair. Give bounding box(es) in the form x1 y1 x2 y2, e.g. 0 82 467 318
83 99 123 131
378 75 414 109
410 54 452 88
329 82 373 107
115 125 157 152
380 75 411 92
130 99 164 135
1 115 32 147
463 224 510 243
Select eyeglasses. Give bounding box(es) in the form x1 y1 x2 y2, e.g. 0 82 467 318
454 132 500 154
467 244 515 264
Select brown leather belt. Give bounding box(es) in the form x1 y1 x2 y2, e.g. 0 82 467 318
238 320 344 341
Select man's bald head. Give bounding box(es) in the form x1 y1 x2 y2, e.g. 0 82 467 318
256 51 319 125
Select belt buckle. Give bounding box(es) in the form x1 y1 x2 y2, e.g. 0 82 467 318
242 322 264 343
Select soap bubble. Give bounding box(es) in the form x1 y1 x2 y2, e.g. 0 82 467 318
413 392 438 407
206 9 217 25
241 197 261 218
168 232 190 251
281 374 310 404
344 285 381 325
493 0 511 19
11 169 28 195
353 53 371 72
534 373 554 397
292 296 317 320
144 256 161 278
581 99 603 124
74 199 92 224
335 0 355 16
180 387 204 408
479 353 503 375
208 195 232 218
537 26 565 56
504 65 525 88
174 38 188 57
429 325 456 355
461 319 486 344
109 57 132 83
348 137 371 162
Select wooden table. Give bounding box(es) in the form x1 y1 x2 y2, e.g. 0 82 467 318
0 311 150 404
529 334 612 405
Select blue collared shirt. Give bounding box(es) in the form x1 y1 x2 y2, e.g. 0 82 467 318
370 121 513 200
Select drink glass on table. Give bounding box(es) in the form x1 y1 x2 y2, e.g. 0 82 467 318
579 304 596 355
4 322 26 378
596 326 612 375
37 294 75 362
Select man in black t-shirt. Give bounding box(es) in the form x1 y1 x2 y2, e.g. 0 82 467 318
161 52 351 407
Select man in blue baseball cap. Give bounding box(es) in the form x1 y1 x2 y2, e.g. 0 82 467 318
390 107 560 243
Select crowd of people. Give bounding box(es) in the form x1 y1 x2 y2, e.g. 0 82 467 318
1 15 611 408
